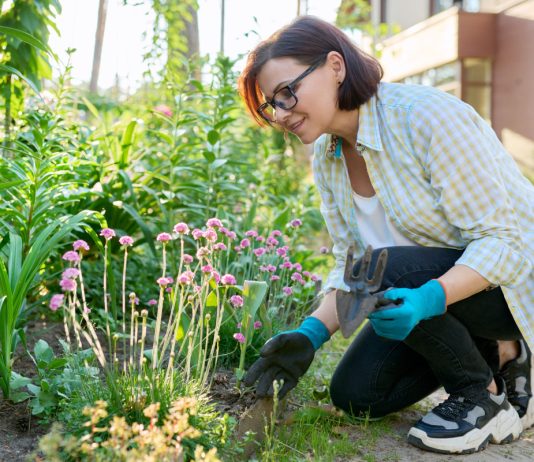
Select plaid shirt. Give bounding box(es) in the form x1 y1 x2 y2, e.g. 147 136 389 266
312 82 534 349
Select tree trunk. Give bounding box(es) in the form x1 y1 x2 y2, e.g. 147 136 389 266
90 0 109 93
184 3 200 81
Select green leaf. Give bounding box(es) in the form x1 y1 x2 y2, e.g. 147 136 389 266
0 64 41 96
210 159 228 169
205 291 218 308
120 120 138 168
202 150 215 163
0 26 56 58
207 130 220 145
241 280 268 339
34 339 54 364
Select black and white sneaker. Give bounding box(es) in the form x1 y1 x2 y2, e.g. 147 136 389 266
499 339 534 429
407 377 522 454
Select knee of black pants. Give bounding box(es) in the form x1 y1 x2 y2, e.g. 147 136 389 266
329 367 389 419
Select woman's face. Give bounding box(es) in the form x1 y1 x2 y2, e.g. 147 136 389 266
256 55 342 144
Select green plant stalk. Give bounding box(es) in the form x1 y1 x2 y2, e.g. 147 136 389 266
102 241 112 360
121 247 128 372
152 244 167 369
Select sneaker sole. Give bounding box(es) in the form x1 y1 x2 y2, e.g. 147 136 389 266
407 406 523 454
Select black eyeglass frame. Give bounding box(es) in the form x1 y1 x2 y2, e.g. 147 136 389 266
257 59 324 123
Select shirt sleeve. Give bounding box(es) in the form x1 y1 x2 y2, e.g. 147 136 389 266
408 94 532 287
312 139 353 294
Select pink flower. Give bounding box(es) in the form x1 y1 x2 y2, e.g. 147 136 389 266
280 261 292 269
290 219 302 228
254 321 262 329
253 247 266 257
206 218 223 228
154 104 173 117
256 236 265 242
266 237 279 247
73 240 90 252
259 265 268 272
157 277 171 287
62 251 80 263
177 271 195 285
173 223 190 235
204 228 218 242
266 264 277 272
245 230 258 238
270 230 282 237
271 275 280 281
165 287 172 293
100 228 116 240
240 238 250 249
221 274 236 285
196 246 210 259
226 231 237 240
83 307 91 314
233 333 246 344
311 274 321 282
293 263 302 272
282 286 293 296
291 272 304 282
229 295 244 307
201 264 213 274
182 254 194 264
62 268 80 280
236 322 242 329
213 242 227 251
211 271 221 284
192 228 203 240
167 277 174 284
148 299 158 306
60 278 76 292
157 232 172 242
276 247 287 257
119 236 134 247
234 246 242 253
49 294 64 311
320 246 329 254
303 271 311 278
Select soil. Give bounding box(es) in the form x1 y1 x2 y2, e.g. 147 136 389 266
338 388 534 462
2 321 534 462
0 320 65 462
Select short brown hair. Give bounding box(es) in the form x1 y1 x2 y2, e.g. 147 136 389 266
238 15 383 126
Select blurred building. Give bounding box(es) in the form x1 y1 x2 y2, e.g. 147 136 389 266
370 0 534 176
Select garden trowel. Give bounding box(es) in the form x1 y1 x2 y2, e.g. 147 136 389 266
336 245 401 338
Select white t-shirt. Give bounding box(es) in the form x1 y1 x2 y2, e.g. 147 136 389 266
352 191 418 248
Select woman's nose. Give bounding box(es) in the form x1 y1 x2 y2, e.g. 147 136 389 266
274 106 292 124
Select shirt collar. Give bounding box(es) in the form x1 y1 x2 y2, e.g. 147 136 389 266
326 90 383 159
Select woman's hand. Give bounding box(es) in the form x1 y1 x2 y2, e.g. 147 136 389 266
368 280 446 340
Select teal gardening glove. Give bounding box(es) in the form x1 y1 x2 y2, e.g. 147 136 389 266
368 280 446 341
243 317 330 399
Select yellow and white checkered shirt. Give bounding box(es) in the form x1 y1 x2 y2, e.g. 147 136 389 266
312 82 534 349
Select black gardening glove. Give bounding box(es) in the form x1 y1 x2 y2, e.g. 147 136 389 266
243 332 316 399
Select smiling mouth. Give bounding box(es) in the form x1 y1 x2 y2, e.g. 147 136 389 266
289 119 304 132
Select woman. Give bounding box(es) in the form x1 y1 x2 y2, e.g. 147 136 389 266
238 15 534 455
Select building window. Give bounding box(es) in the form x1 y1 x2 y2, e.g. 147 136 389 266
432 0 480 14
462 58 492 121
399 61 461 97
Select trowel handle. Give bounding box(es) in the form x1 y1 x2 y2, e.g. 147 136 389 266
374 290 402 311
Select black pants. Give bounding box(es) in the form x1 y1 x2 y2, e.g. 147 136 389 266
329 246 522 419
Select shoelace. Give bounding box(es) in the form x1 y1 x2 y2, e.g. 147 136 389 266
434 395 474 420
500 367 520 400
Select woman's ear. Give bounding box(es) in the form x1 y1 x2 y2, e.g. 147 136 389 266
326 51 346 86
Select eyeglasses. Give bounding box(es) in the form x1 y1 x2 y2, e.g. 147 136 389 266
257 60 323 124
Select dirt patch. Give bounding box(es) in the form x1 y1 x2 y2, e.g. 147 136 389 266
339 389 534 462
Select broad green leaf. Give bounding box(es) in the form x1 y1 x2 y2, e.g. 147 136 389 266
0 64 41 95
202 150 215 163
207 130 220 145
34 339 54 364
0 26 55 57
